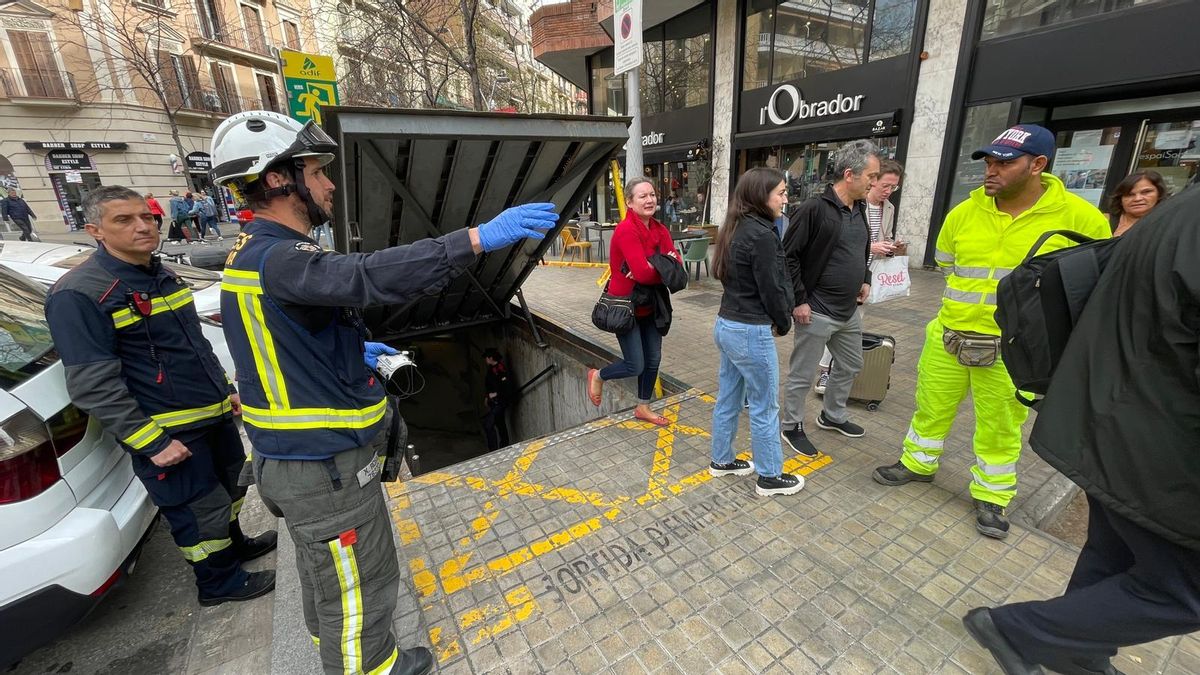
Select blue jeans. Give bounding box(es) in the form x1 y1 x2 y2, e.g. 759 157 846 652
599 314 662 403
711 317 783 478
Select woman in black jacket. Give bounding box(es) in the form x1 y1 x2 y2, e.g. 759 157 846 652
708 167 801 496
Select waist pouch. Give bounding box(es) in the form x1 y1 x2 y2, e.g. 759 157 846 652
943 327 1000 367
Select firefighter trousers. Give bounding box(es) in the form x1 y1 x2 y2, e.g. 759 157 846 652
898 319 1029 507
129 418 250 597
253 418 402 675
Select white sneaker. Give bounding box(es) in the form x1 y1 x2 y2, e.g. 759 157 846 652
814 369 829 395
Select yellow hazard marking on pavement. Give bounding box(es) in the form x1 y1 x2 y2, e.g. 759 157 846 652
391 391 834 663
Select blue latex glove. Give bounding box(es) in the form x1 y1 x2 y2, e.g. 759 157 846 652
476 203 558 252
364 341 398 369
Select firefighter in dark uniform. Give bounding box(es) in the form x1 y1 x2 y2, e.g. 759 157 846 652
209 110 557 675
44 185 277 606
482 348 514 451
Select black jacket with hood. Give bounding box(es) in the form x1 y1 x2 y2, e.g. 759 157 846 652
1028 185 1200 550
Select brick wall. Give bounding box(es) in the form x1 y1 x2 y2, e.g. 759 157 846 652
530 0 612 58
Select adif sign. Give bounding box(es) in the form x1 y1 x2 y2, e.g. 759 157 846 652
759 84 865 126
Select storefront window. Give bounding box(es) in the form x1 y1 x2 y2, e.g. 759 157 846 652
1133 120 1200 196
981 0 1167 41
744 0 915 91
589 56 626 115
741 137 898 205
742 0 776 91
945 102 1011 210
868 0 918 61
772 1 867 83
641 26 666 116
663 5 711 110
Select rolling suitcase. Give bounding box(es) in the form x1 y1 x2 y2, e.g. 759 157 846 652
849 332 894 411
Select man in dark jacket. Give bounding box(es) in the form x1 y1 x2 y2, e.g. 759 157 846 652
482 348 514 451
963 185 1200 675
1 187 37 241
780 140 878 458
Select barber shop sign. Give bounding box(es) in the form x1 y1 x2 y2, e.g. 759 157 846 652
759 84 865 127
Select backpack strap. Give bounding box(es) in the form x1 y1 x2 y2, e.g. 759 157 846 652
1022 229 1095 264
1055 247 1103 325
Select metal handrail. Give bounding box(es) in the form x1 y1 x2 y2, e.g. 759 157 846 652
184 14 275 57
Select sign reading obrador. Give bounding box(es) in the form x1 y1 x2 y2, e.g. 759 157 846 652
612 0 642 76
280 49 340 125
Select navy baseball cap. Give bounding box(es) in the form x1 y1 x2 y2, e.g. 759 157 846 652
971 124 1056 161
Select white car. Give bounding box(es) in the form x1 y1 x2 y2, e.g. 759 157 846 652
0 242 234 378
0 263 159 668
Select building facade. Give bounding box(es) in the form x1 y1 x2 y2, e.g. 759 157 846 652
532 0 1200 265
0 0 317 231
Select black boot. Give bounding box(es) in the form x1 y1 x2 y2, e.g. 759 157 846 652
198 569 276 607
237 530 279 562
872 461 935 486
390 646 433 675
962 607 1044 675
974 500 1010 539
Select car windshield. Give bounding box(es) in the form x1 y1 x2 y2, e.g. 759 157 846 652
52 251 221 290
0 266 56 390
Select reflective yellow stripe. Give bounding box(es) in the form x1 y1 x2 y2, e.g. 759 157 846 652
236 291 290 408
329 537 364 673
934 249 954 265
124 420 165 450
111 288 195 328
220 269 264 295
952 265 992 279
310 635 320 647
150 397 233 427
230 497 245 522
943 288 997 305
179 537 232 562
240 398 388 430
367 648 399 675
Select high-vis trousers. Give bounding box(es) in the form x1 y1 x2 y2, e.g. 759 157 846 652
130 419 250 597
253 418 402 675
899 319 1029 507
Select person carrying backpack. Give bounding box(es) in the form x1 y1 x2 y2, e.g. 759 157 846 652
168 190 193 242
871 125 1110 539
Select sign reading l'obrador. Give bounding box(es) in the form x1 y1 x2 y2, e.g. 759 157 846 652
759 84 865 126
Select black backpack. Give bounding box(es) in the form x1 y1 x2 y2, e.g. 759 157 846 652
995 230 1121 408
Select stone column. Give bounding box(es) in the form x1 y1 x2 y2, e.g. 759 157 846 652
895 0 970 266
708 0 738 228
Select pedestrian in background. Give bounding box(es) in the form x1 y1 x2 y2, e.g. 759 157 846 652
964 185 1200 675
1108 169 1167 236
186 192 204 240
815 158 904 395
780 140 880 458
587 177 678 426
168 190 193 242
1 186 38 241
145 192 165 232
45 185 277 608
198 190 223 240
708 167 802 497
482 348 513 451
872 125 1110 539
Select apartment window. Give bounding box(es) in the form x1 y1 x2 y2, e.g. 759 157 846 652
7 30 66 98
868 0 918 61
211 62 238 113
282 20 301 50
240 4 268 53
196 0 224 39
255 72 280 112
156 50 200 108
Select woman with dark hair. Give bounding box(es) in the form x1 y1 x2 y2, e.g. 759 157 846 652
1109 170 1167 236
587 177 678 425
708 167 802 496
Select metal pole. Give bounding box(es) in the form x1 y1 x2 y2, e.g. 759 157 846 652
626 69 643 184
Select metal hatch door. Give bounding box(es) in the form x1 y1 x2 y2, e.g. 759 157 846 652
323 108 630 341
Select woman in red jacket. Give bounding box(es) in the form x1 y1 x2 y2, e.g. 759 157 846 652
145 192 165 232
587 177 678 425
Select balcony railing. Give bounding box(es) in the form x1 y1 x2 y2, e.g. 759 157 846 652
179 87 286 116
0 67 79 103
185 16 275 59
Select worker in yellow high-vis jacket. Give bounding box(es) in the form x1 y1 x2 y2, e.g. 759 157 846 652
873 124 1110 539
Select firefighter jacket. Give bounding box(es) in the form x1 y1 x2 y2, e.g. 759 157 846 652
45 245 235 456
219 218 476 460
933 173 1110 336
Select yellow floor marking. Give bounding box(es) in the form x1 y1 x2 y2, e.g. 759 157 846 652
644 404 679 502
409 557 438 600
457 585 539 646
428 626 461 663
